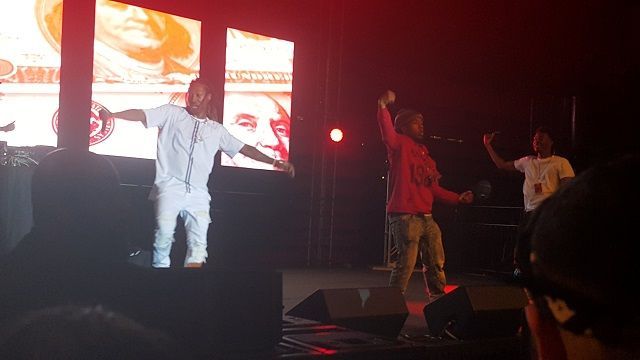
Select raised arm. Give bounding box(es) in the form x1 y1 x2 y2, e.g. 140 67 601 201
483 132 516 171
377 90 400 149
239 145 295 178
99 109 147 126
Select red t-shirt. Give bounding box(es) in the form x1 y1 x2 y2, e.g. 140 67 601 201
378 107 460 214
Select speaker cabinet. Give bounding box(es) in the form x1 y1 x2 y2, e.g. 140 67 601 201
423 285 528 339
286 287 408 338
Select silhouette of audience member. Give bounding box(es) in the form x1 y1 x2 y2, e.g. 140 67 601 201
3 147 129 270
0 304 188 360
0 148 132 323
517 154 640 360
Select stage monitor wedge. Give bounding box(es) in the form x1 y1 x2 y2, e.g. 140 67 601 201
286 287 408 339
423 285 528 340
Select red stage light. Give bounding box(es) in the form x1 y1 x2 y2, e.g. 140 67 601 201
329 128 343 143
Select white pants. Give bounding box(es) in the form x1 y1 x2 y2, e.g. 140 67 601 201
152 191 211 268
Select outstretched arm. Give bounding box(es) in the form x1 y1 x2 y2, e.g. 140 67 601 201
0 121 15 132
239 145 295 177
483 132 516 171
99 109 147 126
431 183 475 205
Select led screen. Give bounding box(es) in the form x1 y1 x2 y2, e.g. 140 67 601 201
221 28 294 170
90 0 201 159
0 0 63 148
0 0 201 160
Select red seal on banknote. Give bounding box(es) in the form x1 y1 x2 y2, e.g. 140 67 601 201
0 59 16 79
51 101 115 146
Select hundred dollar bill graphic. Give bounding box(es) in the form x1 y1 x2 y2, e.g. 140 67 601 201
0 0 201 159
221 28 294 170
1 2 295 164
0 0 63 148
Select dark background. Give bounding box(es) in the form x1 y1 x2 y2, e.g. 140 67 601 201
53 0 638 269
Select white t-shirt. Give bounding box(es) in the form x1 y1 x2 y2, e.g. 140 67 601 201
144 104 244 201
514 155 575 212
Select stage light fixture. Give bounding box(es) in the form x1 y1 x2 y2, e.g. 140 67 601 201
330 128 343 143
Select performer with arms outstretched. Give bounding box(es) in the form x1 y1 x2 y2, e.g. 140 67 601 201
99 77 294 268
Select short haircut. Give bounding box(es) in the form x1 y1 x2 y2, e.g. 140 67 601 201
394 108 422 134
534 126 554 142
0 305 185 359
189 77 215 95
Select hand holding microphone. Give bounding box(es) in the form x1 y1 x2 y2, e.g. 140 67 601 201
458 190 474 204
274 160 296 178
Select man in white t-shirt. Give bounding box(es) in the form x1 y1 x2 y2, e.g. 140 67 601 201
99 78 294 268
483 126 574 272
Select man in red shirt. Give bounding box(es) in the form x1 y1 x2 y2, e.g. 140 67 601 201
377 90 474 301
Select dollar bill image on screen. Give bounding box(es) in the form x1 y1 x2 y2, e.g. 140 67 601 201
221 28 294 171
90 0 202 160
0 0 63 149
0 0 202 160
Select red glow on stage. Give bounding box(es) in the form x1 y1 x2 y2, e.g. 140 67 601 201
329 128 343 143
444 284 459 293
405 300 426 317
315 347 337 355
406 284 459 317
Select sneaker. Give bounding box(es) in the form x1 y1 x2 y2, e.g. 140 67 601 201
513 267 522 280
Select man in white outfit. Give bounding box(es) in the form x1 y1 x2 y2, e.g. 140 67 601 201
483 126 574 273
99 77 294 268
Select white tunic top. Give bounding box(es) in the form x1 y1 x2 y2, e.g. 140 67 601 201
143 104 244 201
514 155 575 212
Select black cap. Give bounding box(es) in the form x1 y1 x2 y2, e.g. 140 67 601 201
394 109 422 133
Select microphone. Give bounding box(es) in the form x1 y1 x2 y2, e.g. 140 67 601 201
473 180 492 201
426 135 464 143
